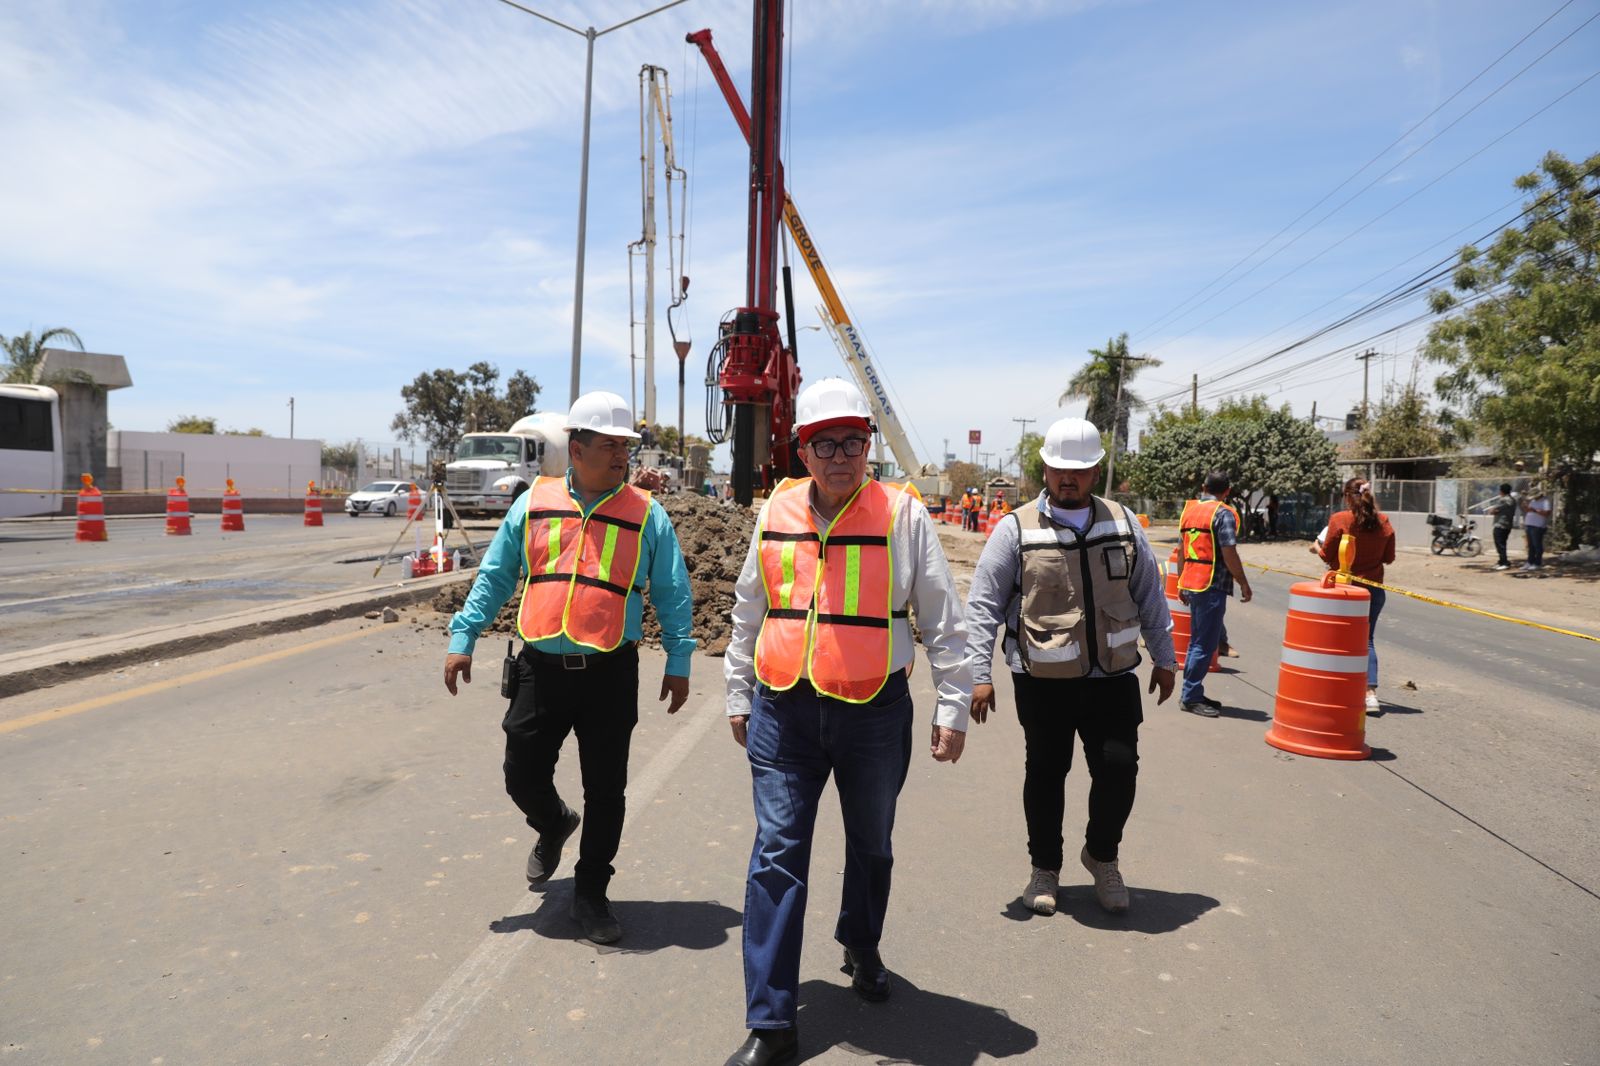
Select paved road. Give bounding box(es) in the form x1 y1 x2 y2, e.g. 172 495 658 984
0 514 492 656
2 605 1595 1064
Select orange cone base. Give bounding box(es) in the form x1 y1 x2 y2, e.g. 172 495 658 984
1266 667 1370 760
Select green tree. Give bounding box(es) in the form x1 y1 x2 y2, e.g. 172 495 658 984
321 441 359 470
224 427 266 437
648 423 713 456
1126 400 1337 508
392 364 542 452
1354 380 1449 469
944 461 984 499
1059 332 1161 454
1014 431 1044 496
168 415 218 434
1425 150 1600 470
2 327 84 384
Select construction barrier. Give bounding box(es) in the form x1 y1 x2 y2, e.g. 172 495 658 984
75 474 107 542
1164 549 1220 672
303 481 324 527
221 479 246 532
165 477 192 536
407 483 425 522
1265 578 1371 760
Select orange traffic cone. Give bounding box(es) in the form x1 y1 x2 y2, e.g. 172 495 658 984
75 473 107 542
303 481 324 527
408 483 424 522
220 479 245 532
165 477 192 535
1265 579 1372 760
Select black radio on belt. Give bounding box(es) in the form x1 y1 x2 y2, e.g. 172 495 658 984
500 639 520 700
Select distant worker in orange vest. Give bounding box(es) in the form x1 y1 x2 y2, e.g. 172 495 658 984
443 390 695 946
960 489 974 531
1176 471 1252 716
721 377 971 1066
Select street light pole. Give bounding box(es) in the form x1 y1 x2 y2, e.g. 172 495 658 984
492 0 692 405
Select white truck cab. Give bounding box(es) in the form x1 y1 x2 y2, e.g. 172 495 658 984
443 412 569 521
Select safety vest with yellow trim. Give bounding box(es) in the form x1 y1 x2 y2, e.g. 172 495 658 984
1012 496 1144 678
1176 498 1240 593
517 476 651 652
753 477 917 703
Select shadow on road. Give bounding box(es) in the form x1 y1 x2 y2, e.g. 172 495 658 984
490 884 740 954
793 974 1037 1064
1216 706 1269 722
1368 701 1423 716
1001 887 1218 934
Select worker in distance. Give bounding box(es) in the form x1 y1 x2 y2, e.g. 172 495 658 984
720 377 972 1066
963 416 1176 918
442 390 695 946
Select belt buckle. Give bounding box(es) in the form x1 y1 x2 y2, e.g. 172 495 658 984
562 653 587 671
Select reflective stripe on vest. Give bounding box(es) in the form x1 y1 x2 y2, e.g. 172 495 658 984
1176 498 1238 593
516 476 650 652
754 477 916 704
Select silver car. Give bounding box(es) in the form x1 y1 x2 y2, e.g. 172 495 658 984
344 480 412 518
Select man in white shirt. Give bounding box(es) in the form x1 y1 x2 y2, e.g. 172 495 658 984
721 378 971 1066
1520 486 1553 570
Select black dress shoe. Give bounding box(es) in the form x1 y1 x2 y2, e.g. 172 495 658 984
570 893 621 944
526 808 581 885
841 946 891 1002
723 1027 798 1066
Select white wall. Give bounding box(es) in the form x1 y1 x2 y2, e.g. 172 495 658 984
109 430 322 498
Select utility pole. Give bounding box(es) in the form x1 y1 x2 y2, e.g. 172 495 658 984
287 397 294 439
1310 400 1317 425
1105 354 1151 499
1010 417 1036 481
980 451 994 474
1191 373 1198 417
1356 349 1379 426
491 0 692 405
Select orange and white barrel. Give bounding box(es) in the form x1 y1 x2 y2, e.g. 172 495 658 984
75 474 107 543
165 477 192 536
303 481 323 527
407 484 425 522
220 479 246 532
1265 580 1371 760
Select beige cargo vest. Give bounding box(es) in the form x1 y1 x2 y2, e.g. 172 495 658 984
1013 496 1144 678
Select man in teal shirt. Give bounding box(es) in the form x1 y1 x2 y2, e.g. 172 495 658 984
443 391 695 944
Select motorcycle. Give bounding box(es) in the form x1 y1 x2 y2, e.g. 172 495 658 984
1427 514 1482 557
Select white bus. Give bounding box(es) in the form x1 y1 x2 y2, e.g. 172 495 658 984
0 384 64 518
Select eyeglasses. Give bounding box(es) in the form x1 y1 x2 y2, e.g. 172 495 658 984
808 436 870 459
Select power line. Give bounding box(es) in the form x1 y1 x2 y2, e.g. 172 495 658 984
1131 0 1588 343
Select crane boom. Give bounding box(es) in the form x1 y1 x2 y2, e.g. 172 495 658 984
688 27 935 480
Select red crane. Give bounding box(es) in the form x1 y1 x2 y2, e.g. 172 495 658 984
690 2 800 505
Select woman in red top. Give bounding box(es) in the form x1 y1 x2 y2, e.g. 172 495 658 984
1319 478 1396 712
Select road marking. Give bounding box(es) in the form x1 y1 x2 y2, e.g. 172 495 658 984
0 626 382 735
365 697 724 1066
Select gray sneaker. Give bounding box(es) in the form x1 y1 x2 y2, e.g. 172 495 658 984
1024 867 1059 916
526 808 581 885
1080 846 1129 913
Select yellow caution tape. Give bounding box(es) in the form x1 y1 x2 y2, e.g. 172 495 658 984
1245 560 1600 644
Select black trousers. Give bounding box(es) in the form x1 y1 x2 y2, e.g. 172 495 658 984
1011 670 1142 869
502 644 639 898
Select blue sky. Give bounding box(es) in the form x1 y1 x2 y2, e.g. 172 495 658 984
3 0 1596 474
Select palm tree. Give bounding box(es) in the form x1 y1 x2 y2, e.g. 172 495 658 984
1058 332 1160 453
2 327 85 384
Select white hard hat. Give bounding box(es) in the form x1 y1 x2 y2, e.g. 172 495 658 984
564 391 641 439
1040 417 1106 469
794 377 872 440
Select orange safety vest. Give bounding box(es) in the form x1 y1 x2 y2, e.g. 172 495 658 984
1176 498 1239 593
517 476 650 652
754 477 917 703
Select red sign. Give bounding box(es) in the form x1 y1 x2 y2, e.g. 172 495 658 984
968 430 981 445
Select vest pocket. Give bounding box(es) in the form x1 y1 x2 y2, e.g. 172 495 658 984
1098 601 1142 672
1022 607 1086 677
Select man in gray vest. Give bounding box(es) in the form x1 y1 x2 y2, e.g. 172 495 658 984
963 416 1176 915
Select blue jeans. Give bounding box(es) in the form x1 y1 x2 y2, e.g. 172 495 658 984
1527 525 1546 567
1366 587 1386 687
1181 587 1228 704
741 672 915 1029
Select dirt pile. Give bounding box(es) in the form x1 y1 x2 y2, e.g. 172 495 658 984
427 492 756 657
